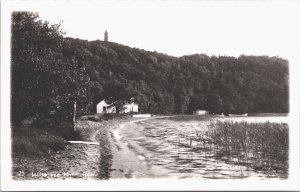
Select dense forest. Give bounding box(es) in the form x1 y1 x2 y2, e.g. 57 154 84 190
11 12 289 125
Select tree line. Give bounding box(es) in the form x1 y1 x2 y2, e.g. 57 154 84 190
11 12 289 125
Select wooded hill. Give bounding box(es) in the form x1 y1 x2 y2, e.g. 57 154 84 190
11 12 289 125
65 38 288 114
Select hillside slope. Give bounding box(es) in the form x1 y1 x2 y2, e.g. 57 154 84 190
11 12 288 123
63 38 289 114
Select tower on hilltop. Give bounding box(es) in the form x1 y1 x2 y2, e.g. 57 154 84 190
104 30 108 42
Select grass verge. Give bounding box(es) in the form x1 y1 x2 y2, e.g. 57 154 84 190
12 127 67 157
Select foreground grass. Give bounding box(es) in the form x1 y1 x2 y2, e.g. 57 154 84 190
12 115 130 180
12 114 129 157
203 121 289 177
81 113 130 122
12 127 67 157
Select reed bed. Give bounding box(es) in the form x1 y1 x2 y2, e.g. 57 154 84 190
200 121 289 177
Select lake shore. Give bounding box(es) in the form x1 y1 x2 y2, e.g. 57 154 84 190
12 116 131 180
12 114 289 180
108 115 289 179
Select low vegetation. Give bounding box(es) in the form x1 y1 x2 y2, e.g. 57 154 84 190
12 127 67 157
169 117 289 178
81 113 130 122
203 121 289 177
12 113 127 158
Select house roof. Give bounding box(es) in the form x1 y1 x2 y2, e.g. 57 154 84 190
97 99 138 106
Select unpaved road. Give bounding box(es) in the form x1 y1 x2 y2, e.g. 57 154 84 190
108 117 171 178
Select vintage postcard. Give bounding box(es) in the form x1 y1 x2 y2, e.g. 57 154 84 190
1 0 300 191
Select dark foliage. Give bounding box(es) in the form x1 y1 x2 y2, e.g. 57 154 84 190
11 12 92 126
11 12 289 126
64 38 288 114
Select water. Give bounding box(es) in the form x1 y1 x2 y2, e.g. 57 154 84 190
217 116 289 124
116 116 288 179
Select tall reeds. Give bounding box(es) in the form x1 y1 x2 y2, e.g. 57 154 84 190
203 121 289 177
189 120 289 178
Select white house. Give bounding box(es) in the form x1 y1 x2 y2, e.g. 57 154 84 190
96 99 138 114
193 110 209 115
122 102 138 113
96 100 116 114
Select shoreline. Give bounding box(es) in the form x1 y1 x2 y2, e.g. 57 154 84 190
12 114 288 180
12 116 131 180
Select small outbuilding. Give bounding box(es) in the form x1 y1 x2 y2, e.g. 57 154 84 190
193 110 209 115
122 102 139 113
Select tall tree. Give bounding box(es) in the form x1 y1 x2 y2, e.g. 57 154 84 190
11 12 91 126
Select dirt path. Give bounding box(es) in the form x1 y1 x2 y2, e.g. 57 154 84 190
108 116 172 178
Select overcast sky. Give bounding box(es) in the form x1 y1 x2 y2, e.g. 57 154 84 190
9 0 300 59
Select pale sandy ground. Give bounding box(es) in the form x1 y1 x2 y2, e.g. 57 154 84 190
108 117 171 178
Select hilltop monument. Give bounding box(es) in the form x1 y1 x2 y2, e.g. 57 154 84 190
104 30 108 42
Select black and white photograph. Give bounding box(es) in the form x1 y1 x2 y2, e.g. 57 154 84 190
1 0 300 191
